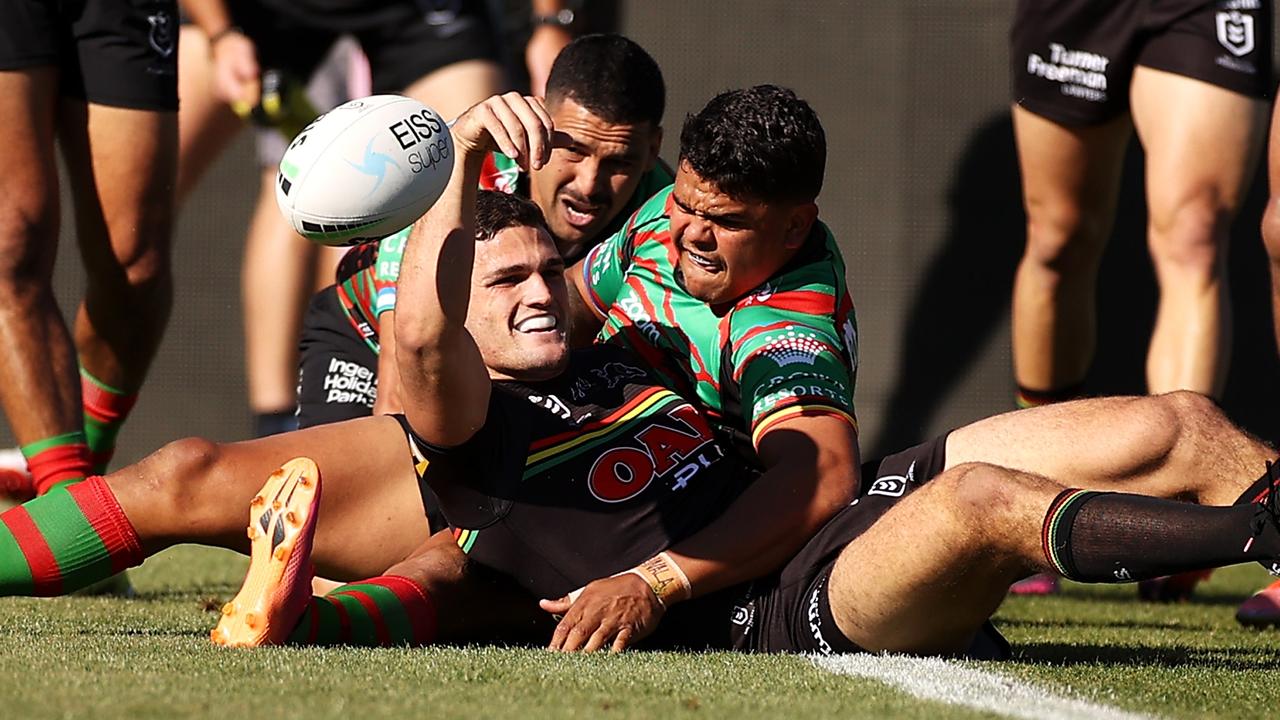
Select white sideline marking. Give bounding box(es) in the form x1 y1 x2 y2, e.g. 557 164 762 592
812 653 1154 720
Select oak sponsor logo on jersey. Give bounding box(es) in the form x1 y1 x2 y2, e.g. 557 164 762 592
587 403 723 503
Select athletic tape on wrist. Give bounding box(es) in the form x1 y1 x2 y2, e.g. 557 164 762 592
625 552 691 608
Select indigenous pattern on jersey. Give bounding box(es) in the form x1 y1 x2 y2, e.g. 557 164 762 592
329 151 673 349
581 187 858 457
400 345 752 600
333 226 410 352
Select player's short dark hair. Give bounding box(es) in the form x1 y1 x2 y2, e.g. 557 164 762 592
678 85 826 204
545 33 665 127
475 189 549 241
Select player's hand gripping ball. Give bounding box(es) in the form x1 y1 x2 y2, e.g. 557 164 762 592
276 95 454 246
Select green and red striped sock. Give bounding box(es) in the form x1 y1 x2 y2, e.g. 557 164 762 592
22 431 93 496
0 476 143 595
287 575 436 646
81 369 138 474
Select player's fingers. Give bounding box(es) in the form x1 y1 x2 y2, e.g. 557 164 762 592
538 596 571 615
490 93 531 167
548 607 578 651
582 625 613 654
560 622 594 653
474 102 519 160
610 627 633 654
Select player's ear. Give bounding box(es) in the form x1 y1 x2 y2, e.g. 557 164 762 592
645 125 663 171
783 202 819 249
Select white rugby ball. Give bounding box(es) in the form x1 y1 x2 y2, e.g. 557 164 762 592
276 95 454 246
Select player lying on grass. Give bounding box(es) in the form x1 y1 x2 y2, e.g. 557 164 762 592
1 94 1279 658
296 33 672 428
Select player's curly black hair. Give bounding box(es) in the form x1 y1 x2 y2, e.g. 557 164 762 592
678 85 826 204
545 33 665 127
475 189 549 241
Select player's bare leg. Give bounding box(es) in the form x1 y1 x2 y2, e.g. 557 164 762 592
1262 103 1280 356
0 69 91 494
1131 66 1266 397
827 460 1280 654
61 99 175 400
945 391 1272 506
1010 106 1131 593
1011 105 1131 403
400 59 505 120
112 416 431 578
175 25 243 204
240 167 320 434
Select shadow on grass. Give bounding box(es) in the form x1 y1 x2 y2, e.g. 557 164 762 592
1012 642 1280 670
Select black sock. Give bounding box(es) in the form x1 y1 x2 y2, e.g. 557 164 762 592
1041 489 1280 583
1233 461 1280 506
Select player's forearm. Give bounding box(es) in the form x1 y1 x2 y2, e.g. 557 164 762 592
180 0 234 38
395 150 486 355
665 417 860 597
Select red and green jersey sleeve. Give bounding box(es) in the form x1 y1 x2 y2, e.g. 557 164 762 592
589 187 858 452
726 225 858 447
580 187 672 319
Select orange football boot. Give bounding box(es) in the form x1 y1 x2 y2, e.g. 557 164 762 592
211 457 321 647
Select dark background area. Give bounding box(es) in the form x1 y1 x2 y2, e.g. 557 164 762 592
12 0 1279 465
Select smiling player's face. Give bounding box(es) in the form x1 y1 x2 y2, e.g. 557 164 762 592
466 225 570 381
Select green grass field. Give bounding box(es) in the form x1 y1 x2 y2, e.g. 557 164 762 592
0 545 1277 719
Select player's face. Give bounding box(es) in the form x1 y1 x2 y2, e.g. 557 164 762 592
669 162 817 305
530 98 662 259
467 225 570 381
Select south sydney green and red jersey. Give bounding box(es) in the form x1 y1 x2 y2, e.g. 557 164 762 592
403 344 752 600
580 187 858 458
332 151 674 349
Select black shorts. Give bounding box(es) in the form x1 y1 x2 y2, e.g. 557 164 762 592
651 434 1009 659
1012 0 1274 125
230 0 496 95
0 0 178 110
297 287 380 429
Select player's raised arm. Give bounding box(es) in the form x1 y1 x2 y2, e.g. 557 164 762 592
395 94 557 447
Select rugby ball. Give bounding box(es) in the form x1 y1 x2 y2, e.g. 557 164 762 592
276 95 454 246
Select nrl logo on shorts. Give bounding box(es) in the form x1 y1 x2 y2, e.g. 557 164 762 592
1216 11 1255 57
867 475 907 498
147 12 176 58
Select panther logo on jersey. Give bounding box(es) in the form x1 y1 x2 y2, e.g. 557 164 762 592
587 402 722 502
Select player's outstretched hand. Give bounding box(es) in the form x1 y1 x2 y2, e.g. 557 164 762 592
450 93 567 172
209 29 261 111
539 574 665 653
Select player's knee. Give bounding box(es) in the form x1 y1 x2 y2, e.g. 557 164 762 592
0 204 57 286
142 436 225 503
936 462 1023 523
1148 196 1223 279
1153 390 1220 439
1261 199 1280 263
1022 207 1106 276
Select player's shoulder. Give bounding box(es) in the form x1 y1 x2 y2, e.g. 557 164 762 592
732 220 849 322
